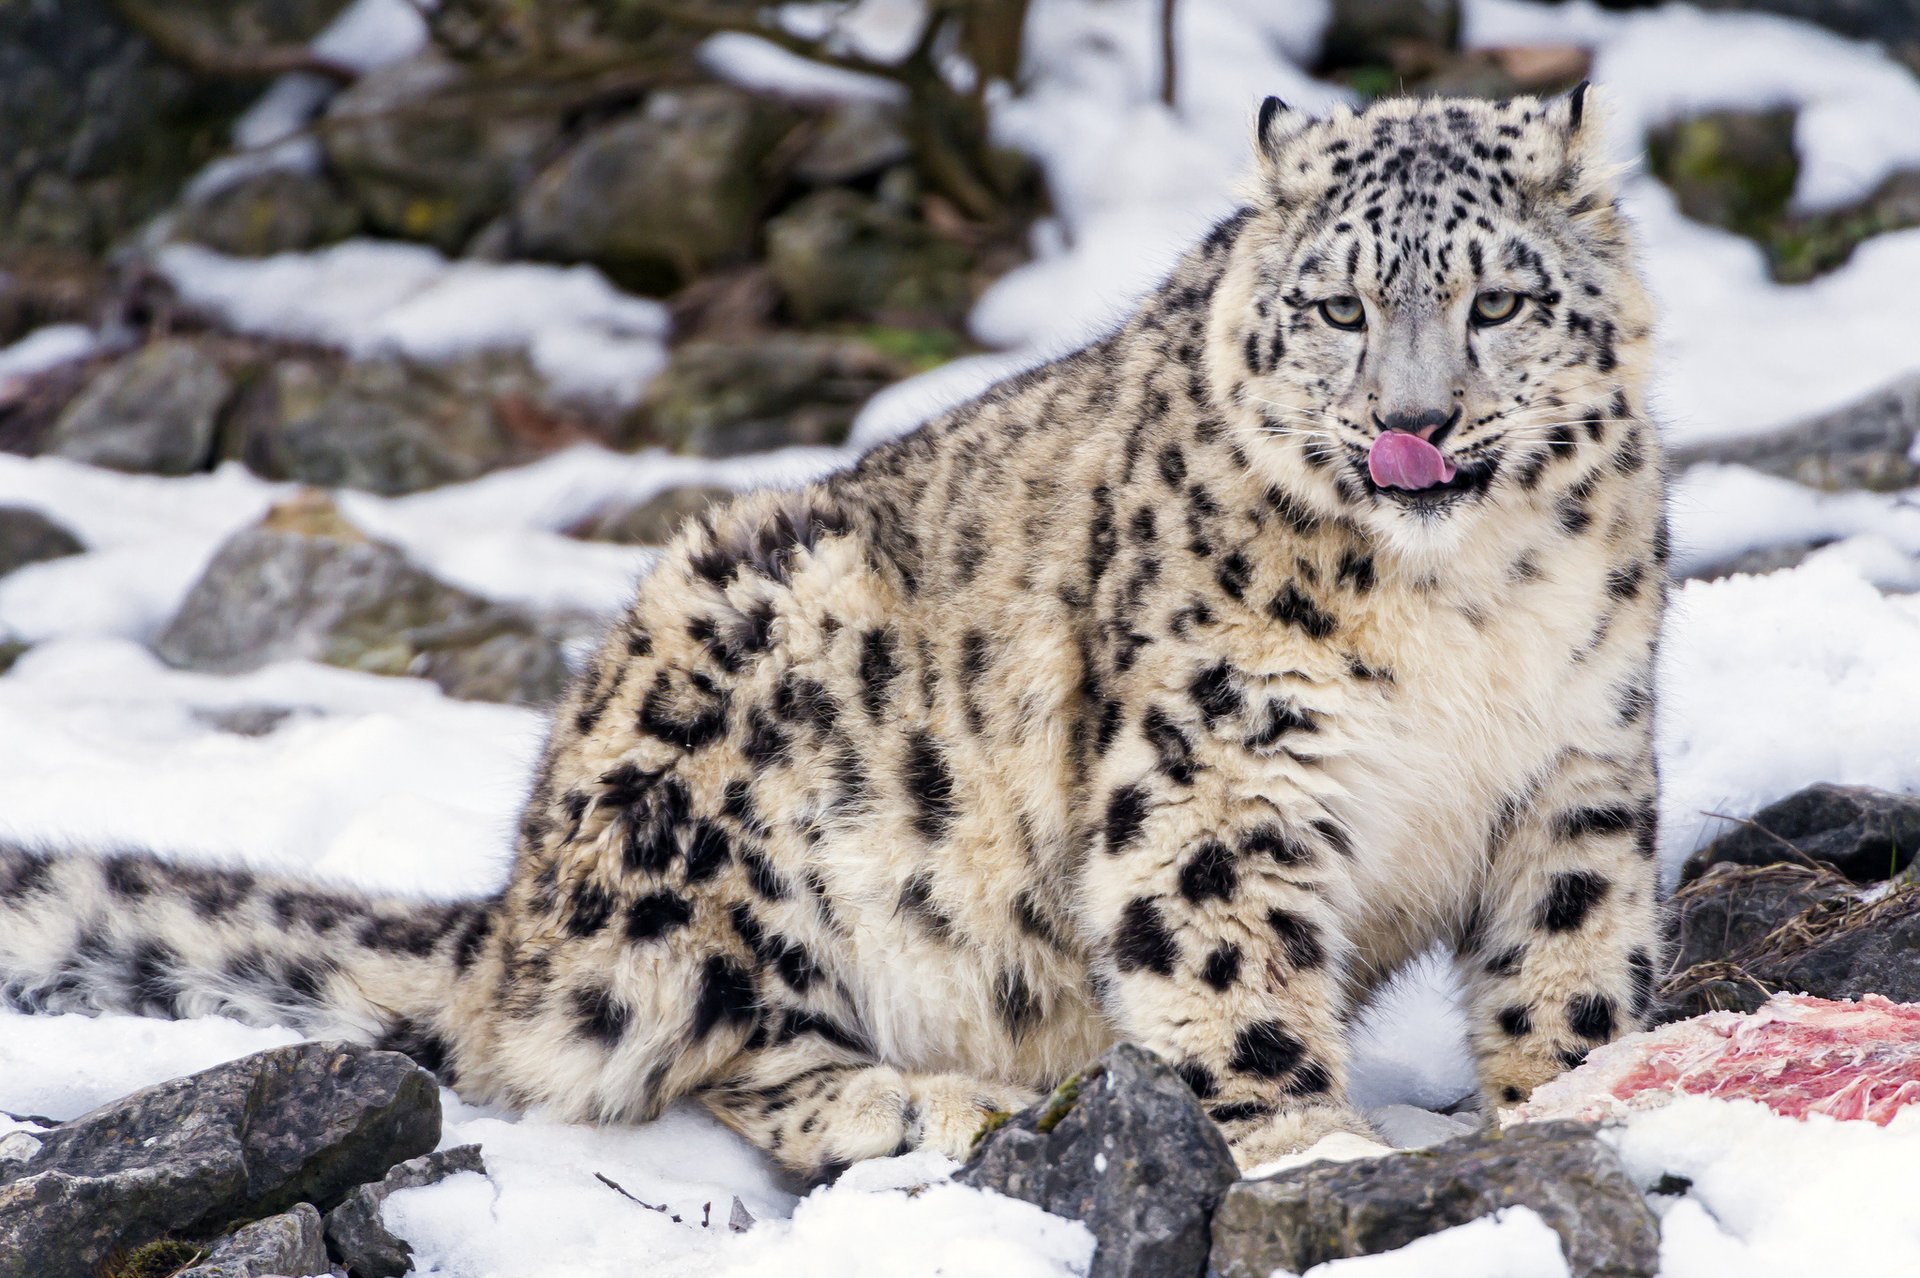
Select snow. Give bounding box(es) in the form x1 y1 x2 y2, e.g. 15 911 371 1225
1605 1098 1920 1276
1276 1207 1570 1278
1658 561 1920 878
154 243 672 408
0 325 100 390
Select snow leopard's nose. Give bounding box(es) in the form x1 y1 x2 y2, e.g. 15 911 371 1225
1372 407 1461 446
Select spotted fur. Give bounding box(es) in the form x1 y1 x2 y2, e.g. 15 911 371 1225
0 90 1666 1174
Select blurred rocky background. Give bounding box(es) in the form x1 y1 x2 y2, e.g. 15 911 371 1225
2 0 1919 706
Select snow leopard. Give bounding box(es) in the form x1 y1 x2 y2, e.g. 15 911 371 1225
0 88 1667 1176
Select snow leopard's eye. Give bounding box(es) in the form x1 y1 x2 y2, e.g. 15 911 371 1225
1318 296 1365 330
1471 290 1522 326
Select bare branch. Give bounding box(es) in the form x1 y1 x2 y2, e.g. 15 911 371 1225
111 0 360 84
1159 0 1178 110
630 2 909 83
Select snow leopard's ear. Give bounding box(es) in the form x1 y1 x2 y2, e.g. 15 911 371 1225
1253 96 1317 169
1535 81 1624 213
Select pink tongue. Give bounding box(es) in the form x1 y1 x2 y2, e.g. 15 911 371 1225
1368 431 1458 491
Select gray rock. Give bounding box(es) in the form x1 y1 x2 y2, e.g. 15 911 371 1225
222 352 533 496
624 335 907 457
1323 0 1462 66
171 169 362 257
957 1044 1237 1278
0 638 27 676
324 54 565 253
565 485 733 546
48 339 232 475
324 1144 485 1278
1679 782 1920 885
1209 1121 1659 1278
177 1203 329 1278
155 495 570 707
0 1041 438 1278
765 188 972 327
0 505 84 578
514 87 801 294
1672 373 1920 491
1660 865 1920 1020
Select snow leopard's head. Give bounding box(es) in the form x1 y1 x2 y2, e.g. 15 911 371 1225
1209 89 1656 546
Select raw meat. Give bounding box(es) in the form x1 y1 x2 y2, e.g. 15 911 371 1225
1506 994 1920 1127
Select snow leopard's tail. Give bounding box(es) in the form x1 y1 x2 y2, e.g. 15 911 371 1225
0 842 493 1078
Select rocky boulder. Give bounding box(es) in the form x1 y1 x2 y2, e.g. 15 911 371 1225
958 1044 1237 1278
219 348 560 495
155 492 571 707
514 87 803 295
1679 783 1920 884
1670 373 1920 493
0 1041 438 1278
47 339 232 475
324 1144 486 1278
1210 1121 1659 1278
0 505 84 578
624 335 908 457
177 1203 329 1278
323 54 566 254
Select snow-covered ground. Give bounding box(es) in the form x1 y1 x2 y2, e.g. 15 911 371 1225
6 0 1920 1274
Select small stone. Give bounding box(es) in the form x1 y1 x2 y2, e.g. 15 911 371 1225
727 1196 756 1233
190 704 305 737
0 1041 439 1278
1209 1121 1659 1278
324 1144 485 1278
958 1044 1237 1278
0 505 84 578
176 1203 328 1278
47 340 232 475
564 485 732 545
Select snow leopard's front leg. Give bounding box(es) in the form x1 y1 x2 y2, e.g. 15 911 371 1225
1455 749 1663 1112
1082 761 1374 1169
